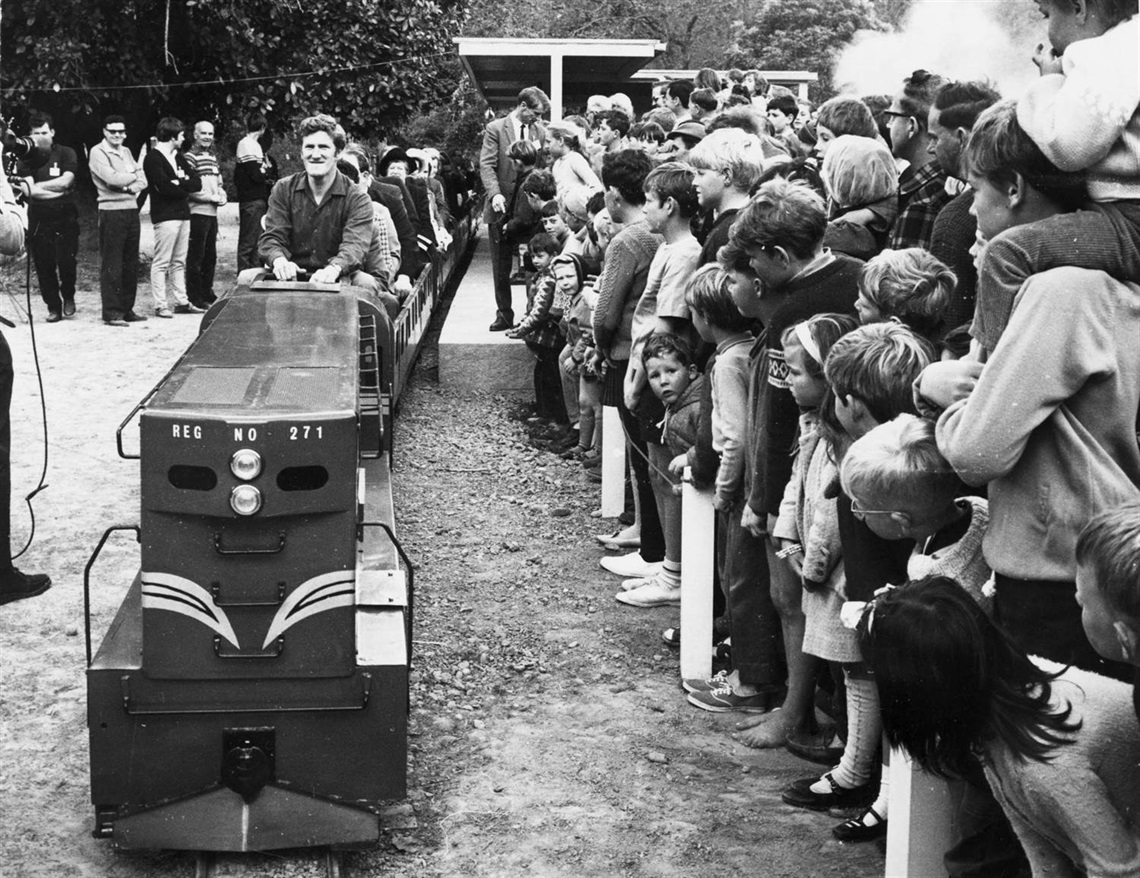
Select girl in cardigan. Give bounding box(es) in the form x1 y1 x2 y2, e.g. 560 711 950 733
770 313 860 754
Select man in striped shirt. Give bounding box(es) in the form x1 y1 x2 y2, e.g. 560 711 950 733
184 120 227 308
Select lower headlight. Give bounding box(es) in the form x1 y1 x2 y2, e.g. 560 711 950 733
230 485 263 516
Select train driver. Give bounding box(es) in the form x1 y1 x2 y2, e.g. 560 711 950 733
257 114 373 285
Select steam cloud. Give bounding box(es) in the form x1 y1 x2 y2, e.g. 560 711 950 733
833 0 1048 100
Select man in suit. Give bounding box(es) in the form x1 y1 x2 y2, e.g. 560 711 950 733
480 86 550 330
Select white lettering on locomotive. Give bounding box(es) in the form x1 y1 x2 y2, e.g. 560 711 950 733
233 427 259 442
172 424 203 439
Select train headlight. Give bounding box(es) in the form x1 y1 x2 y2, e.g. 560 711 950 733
230 449 262 481
230 485 263 516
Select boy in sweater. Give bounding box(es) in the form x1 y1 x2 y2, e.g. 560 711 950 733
592 151 666 581
723 179 862 745
917 98 1140 677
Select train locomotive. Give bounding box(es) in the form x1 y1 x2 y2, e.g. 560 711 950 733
83 278 414 874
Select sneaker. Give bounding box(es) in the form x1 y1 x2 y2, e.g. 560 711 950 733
0 567 52 606
124 311 148 323
155 308 174 319
615 578 681 608
661 627 681 648
597 526 640 549
681 669 730 694
62 299 76 317
45 310 62 323
620 575 654 591
174 303 206 314
686 681 775 713
600 551 661 579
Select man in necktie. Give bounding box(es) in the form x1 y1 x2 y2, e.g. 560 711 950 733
479 86 550 331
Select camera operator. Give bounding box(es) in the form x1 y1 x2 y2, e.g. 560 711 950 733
21 112 79 322
0 140 51 606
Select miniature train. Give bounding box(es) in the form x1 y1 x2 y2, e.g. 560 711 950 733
82 217 473 877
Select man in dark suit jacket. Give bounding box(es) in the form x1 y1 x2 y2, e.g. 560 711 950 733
479 86 550 330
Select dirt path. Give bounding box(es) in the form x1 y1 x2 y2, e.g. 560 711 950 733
0 216 883 877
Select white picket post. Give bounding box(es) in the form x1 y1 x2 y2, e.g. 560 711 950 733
885 747 958 877
600 405 625 517
680 467 715 682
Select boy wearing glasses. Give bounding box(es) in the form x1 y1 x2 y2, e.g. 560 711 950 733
89 115 147 326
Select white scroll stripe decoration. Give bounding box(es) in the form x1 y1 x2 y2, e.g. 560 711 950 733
141 571 241 649
261 570 356 648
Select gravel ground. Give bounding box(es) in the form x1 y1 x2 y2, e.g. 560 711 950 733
0 215 884 877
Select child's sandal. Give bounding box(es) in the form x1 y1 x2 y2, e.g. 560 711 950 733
831 806 887 842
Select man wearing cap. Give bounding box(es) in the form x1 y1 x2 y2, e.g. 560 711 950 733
479 86 550 331
257 114 372 284
664 120 706 162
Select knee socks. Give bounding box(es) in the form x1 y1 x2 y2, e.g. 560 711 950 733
824 667 881 790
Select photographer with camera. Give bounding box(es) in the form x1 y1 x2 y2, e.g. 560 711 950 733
20 112 79 323
0 140 51 606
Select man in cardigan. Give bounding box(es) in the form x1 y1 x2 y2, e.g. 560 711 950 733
88 115 147 326
479 87 550 330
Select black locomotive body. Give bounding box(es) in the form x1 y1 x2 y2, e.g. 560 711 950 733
85 281 410 854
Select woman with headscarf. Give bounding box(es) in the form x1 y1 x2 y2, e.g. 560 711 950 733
820 135 899 260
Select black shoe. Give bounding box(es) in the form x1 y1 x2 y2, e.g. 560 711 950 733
62 299 76 318
124 311 148 323
45 310 62 323
174 303 206 314
0 568 52 606
782 772 876 812
489 313 514 332
832 807 887 843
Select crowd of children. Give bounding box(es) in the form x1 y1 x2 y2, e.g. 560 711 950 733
489 2 1140 872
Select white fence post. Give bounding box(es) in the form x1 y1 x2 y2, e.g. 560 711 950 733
885 747 958 877
600 405 625 518
680 467 715 682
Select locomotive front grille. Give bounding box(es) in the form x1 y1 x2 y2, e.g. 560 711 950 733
265 368 342 409
172 368 258 406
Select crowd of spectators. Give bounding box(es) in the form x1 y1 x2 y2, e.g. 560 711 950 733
483 2 1140 872
14 110 474 326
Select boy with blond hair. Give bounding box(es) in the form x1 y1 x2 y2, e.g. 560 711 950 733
687 128 765 265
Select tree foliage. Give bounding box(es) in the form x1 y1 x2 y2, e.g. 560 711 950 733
1 0 466 141
732 0 880 100
461 0 747 69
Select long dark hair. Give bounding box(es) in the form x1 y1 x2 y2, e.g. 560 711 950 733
858 576 1081 779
